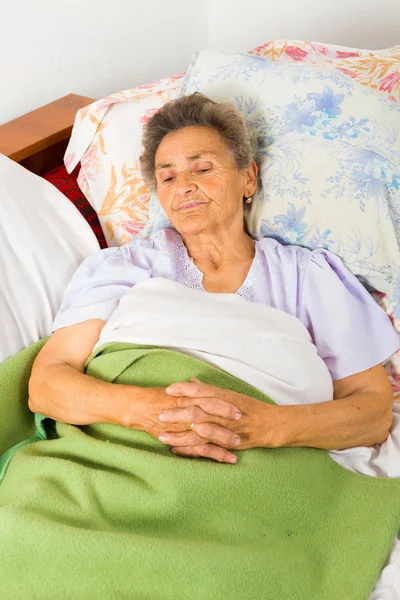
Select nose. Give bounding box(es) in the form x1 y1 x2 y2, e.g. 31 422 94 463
176 171 198 197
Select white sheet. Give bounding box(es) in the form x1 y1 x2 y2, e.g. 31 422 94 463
0 154 99 362
95 278 400 599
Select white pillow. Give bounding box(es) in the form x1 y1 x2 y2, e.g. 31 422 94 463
0 154 100 362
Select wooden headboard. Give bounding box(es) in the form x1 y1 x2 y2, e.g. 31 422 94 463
0 94 95 175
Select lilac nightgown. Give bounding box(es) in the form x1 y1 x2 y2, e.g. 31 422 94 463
53 229 400 381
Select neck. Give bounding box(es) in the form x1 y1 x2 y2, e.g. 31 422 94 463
181 224 255 270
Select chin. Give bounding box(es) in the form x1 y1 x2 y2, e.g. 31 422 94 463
172 214 210 236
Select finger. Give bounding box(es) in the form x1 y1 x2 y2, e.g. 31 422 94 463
193 423 241 448
165 381 215 397
159 406 207 424
172 444 238 464
158 431 204 447
160 397 241 422
160 425 241 449
165 382 242 419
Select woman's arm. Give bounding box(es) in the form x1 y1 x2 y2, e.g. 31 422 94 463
29 319 137 425
29 322 241 459
280 364 393 449
158 364 394 454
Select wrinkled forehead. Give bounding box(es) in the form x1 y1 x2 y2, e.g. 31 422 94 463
155 126 233 169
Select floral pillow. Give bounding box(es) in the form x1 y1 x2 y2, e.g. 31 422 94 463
249 41 400 102
148 48 400 317
64 41 399 248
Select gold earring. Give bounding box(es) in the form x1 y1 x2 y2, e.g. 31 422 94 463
245 197 252 204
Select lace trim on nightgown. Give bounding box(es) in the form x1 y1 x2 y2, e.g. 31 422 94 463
165 234 203 291
170 234 263 302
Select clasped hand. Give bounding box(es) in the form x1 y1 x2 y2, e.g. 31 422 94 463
138 378 284 464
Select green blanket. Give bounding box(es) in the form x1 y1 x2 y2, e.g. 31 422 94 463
0 339 46 457
1 342 400 600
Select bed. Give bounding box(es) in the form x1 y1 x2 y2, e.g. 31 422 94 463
0 41 400 599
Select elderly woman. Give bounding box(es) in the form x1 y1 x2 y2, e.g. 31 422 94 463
30 93 399 465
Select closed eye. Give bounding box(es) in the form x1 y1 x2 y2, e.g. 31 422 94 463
196 168 211 174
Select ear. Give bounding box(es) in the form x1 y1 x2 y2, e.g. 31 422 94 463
244 160 258 198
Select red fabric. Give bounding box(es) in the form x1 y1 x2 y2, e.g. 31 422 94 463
43 165 107 249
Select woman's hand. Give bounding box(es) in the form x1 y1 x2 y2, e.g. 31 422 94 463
129 385 243 462
157 378 286 463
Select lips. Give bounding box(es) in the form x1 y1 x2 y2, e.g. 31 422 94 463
178 201 206 211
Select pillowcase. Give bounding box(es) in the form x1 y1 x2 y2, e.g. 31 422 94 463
148 48 400 316
0 154 100 362
64 74 185 247
64 41 399 248
249 41 400 103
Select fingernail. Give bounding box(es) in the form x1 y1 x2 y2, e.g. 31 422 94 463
159 435 168 443
192 377 200 382
158 413 165 421
234 413 242 420
165 386 174 394
229 456 237 464
234 437 241 446
171 448 177 454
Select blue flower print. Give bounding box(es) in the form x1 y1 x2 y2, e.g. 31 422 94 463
347 149 387 168
308 227 332 248
259 203 309 245
234 95 258 116
350 162 385 201
307 86 345 117
259 223 288 245
274 203 308 236
283 101 316 133
336 117 370 140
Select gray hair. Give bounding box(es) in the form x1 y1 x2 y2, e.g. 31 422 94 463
140 92 257 190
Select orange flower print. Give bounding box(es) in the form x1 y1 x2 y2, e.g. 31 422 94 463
97 98 118 112
379 72 400 94
285 46 308 61
64 152 76 171
309 43 328 55
249 42 270 55
137 80 163 90
140 107 161 123
80 145 98 171
121 220 146 235
77 169 86 189
170 72 186 81
336 51 359 58
337 67 356 79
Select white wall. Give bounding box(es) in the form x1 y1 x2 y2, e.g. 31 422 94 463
208 0 400 52
1 0 399 125
0 0 208 124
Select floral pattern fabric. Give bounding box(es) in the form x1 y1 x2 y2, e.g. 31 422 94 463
148 48 400 315
63 41 400 395
65 74 185 246
250 41 400 102
64 41 399 248
168 46 400 397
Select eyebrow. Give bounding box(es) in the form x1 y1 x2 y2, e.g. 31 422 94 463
155 153 217 170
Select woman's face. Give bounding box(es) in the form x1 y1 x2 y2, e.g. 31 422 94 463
155 126 257 236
